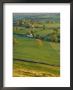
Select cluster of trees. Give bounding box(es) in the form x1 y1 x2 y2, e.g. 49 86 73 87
35 33 60 43
15 19 31 28
26 29 60 43
14 19 60 43
14 19 59 29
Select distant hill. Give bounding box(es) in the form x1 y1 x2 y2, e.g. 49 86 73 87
13 13 60 23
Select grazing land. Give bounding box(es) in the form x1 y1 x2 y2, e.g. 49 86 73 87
13 13 60 77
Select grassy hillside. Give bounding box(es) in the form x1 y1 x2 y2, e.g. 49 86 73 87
13 13 60 77
13 38 60 65
13 37 60 77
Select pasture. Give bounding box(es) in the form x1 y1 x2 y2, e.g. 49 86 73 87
13 36 60 77
13 13 60 77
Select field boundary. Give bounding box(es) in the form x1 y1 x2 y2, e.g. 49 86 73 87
14 58 60 67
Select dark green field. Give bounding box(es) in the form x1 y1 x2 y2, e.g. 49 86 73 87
13 13 60 77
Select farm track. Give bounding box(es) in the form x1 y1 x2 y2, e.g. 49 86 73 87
14 58 60 67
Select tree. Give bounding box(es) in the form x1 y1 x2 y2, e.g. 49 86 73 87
31 30 35 38
43 25 45 29
35 39 43 46
50 31 58 42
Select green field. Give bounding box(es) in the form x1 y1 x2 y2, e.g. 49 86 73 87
13 37 60 77
13 13 60 77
